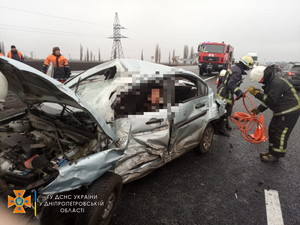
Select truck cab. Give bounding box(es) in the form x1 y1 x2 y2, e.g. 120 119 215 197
198 42 234 76
248 53 258 66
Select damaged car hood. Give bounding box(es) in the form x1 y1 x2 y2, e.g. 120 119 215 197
0 56 117 141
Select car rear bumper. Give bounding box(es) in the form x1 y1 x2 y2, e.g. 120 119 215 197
286 76 300 87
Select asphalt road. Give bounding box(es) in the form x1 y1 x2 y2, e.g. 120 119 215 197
110 66 300 225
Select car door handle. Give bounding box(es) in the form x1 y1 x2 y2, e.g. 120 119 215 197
195 103 206 109
146 118 164 125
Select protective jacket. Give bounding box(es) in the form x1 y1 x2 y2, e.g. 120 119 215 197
7 51 24 62
217 63 247 104
43 54 71 79
256 71 300 116
0 53 4 56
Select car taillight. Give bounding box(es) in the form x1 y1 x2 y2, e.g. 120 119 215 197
287 72 295 76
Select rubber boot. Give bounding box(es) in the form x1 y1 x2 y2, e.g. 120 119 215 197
260 146 272 157
261 154 279 162
260 152 268 157
219 121 231 137
226 121 232 130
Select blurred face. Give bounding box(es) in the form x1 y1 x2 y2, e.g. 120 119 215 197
55 50 60 55
151 89 160 104
11 47 16 52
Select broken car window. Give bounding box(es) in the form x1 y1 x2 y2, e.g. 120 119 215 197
174 77 198 104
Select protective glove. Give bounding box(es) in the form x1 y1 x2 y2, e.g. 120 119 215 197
248 86 260 96
251 108 260 115
236 91 244 100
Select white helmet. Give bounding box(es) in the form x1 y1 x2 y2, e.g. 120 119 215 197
250 66 266 82
220 69 227 76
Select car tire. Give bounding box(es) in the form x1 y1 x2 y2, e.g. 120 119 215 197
75 172 122 225
195 123 214 154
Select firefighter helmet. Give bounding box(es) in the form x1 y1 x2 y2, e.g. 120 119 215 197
220 69 227 77
240 55 254 69
250 66 266 82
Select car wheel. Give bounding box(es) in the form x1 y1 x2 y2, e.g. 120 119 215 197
195 123 214 154
75 172 122 225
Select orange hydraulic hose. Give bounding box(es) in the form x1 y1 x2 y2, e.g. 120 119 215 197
229 91 268 143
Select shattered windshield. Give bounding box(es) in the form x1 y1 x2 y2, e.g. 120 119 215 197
75 78 117 122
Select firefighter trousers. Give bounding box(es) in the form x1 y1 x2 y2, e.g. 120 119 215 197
223 103 233 122
269 111 300 157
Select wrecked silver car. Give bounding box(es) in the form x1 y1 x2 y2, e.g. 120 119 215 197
0 57 225 225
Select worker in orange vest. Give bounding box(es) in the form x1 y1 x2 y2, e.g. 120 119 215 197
42 47 71 81
7 45 24 62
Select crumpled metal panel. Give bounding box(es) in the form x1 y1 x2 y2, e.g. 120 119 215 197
41 149 124 194
113 117 169 183
0 57 117 141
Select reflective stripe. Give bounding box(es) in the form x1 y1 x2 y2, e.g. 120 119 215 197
281 78 300 103
217 94 232 104
261 102 267 108
218 87 224 95
263 94 268 102
279 127 288 150
274 104 300 116
224 69 232 85
273 147 286 153
234 87 240 93
274 78 300 116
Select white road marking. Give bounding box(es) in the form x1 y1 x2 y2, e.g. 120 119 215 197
264 189 284 225
203 76 216 81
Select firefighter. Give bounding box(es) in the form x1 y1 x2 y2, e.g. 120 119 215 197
217 55 254 136
7 45 24 62
42 47 71 81
248 65 300 162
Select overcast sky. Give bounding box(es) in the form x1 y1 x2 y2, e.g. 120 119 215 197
0 0 299 63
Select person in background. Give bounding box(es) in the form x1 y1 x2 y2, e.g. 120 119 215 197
0 49 4 56
7 45 24 62
42 47 71 82
248 65 300 162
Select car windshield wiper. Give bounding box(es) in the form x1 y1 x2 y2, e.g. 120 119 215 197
75 77 81 94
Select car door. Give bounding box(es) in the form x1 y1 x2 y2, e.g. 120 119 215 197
113 78 171 179
167 74 209 161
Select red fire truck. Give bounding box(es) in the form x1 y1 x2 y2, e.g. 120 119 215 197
197 42 234 75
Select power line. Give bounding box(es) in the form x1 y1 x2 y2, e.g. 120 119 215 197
64 0 113 13
0 6 110 27
0 24 106 38
0 27 108 39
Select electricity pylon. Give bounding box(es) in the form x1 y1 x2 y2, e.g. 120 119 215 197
109 12 127 59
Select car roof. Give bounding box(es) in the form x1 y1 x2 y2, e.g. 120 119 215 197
67 59 202 88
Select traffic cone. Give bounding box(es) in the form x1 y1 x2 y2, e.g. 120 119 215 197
250 114 267 141
216 77 219 84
